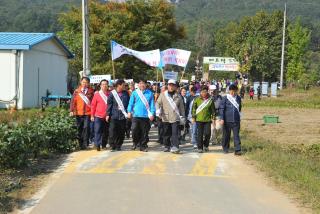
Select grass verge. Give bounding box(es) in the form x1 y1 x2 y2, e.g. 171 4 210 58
242 130 320 212
0 108 47 125
243 87 320 109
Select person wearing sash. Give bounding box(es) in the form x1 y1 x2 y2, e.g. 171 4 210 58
107 79 130 152
180 87 188 142
70 77 94 150
219 84 242 155
125 82 132 139
156 85 167 145
127 80 156 152
156 79 185 154
210 85 223 145
91 79 110 151
192 85 216 153
186 86 198 150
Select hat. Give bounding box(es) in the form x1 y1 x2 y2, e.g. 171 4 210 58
209 85 217 90
168 79 177 85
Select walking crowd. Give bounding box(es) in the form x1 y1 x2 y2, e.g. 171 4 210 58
70 77 243 155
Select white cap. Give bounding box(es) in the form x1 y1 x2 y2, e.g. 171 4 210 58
209 85 217 90
168 79 177 85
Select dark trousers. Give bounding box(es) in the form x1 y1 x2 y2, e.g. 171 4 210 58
157 119 164 144
183 122 190 137
76 115 90 149
94 117 109 148
90 120 95 142
222 122 241 152
163 122 180 149
126 120 132 138
132 117 150 149
109 119 126 149
196 122 211 150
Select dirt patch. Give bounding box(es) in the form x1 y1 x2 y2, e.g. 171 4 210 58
0 154 68 214
242 107 320 145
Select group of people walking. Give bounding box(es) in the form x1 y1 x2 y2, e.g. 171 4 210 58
70 77 242 155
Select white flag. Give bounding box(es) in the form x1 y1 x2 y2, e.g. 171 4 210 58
111 41 160 67
160 48 191 68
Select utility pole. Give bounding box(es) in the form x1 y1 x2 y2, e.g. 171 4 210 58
280 3 286 90
82 0 90 77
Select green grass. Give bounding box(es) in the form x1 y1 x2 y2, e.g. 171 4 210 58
0 108 45 125
0 107 66 125
243 87 320 109
242 131 320 212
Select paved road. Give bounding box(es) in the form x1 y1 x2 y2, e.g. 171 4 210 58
18 129 302 214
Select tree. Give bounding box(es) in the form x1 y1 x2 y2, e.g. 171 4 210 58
172 19 225 77
286 18 311 84
57 0 185 82
215 11 285 82
0 0 79 32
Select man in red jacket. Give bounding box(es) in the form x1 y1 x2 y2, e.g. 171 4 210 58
91 79 110 151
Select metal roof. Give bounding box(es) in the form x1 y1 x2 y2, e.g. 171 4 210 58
0 32 74 59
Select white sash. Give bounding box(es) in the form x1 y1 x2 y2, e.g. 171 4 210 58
136 89 153 117
79 91 91 108
196 98 211 115
164 91 180 117
226 94 240 112
111 90 128 118
99 90 108 105
156 108 161 117
187 99 194 121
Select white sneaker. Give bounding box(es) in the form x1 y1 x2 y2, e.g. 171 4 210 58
170 147 180 154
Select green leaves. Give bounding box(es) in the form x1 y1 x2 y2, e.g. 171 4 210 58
287 18 311 84
58 0 185 80
215 11 284 82
0 110 77 169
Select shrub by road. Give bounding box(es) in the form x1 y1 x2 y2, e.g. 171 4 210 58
0 109 77 213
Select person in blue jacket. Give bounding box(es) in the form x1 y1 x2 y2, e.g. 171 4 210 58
219 84 242 155
127 80 156 152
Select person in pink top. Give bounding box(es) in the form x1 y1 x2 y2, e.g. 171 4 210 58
91 79 110 151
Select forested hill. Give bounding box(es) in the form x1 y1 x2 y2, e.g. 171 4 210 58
174 0 320 23
1 0 320 33
0 0 80 32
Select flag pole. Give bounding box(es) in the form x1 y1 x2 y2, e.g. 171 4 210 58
180 67 186 82
111 41 116 80
156 68 159 82
112 59 116 80
161 68 165 83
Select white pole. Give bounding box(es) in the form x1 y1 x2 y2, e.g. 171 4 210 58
280 3 286 90
82 0 90 77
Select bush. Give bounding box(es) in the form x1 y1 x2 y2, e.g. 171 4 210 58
0 109 77 169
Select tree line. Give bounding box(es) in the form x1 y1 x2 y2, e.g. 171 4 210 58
0 0 319 87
